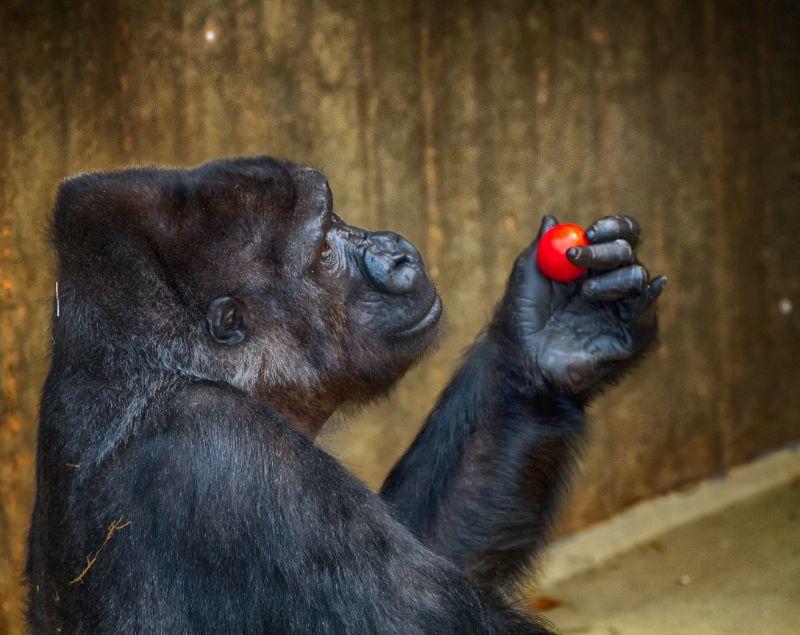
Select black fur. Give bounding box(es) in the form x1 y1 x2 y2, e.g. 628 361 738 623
26 157 661 633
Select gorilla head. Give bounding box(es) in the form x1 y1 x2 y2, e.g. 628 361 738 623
53 157 441 437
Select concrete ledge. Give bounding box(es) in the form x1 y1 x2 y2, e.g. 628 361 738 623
534 444 800 588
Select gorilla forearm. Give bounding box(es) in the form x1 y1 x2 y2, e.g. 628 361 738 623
381 328 585 589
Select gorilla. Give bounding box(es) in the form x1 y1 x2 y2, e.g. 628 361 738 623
25 157 664 633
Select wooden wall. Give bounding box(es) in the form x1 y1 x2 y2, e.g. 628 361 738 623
1 0 799 629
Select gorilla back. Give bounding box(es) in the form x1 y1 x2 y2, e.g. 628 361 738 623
26 158 548 633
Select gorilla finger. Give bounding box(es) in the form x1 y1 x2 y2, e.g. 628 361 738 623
513 214 559 270
635 275 667 314
585 215 642 246
582 265 648 301
535 214 560 241
568 239 634 269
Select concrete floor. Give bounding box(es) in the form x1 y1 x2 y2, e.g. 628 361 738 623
535 480 800 634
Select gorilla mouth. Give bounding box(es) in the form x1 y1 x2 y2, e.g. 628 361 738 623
391 294 443 340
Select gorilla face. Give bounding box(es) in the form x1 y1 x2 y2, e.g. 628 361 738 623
54 157 441 437
254 162 443 432
288 166 441 349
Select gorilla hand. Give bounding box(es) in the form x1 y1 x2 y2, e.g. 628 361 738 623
497 214 666 397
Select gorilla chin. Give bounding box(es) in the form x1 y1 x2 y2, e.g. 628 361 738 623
390 294 443 341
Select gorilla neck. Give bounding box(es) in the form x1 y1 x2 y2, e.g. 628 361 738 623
273 402 334 440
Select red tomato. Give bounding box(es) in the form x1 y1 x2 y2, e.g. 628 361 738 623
535 223 589 282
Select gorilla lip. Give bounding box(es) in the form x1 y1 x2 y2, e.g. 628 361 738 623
391 294 443 340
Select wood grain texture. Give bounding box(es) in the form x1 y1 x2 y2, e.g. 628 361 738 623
1 0 799 629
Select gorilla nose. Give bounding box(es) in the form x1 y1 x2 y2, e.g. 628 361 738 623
362 231 425 295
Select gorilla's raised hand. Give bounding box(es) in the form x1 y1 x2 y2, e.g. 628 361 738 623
497 214 666 397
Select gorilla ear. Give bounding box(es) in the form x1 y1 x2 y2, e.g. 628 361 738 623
207 296 249 345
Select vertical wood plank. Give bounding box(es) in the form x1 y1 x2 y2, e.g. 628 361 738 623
1 2 70 629
752 0 800 459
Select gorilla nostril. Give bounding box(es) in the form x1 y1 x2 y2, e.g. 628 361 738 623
390 261 419 291
391 253 412 268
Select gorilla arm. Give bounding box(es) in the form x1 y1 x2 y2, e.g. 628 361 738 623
380 335 580 592
381 215 665 591
78 382 546 633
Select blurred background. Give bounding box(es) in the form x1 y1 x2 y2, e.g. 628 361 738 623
1 0 798 632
